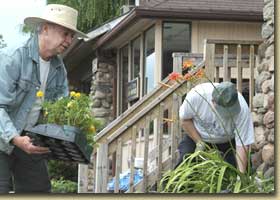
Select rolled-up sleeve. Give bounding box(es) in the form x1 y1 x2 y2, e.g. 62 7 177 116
234 95 255 146
0 53 20 144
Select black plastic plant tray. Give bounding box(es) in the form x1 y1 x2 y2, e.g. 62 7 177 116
24 124 93 164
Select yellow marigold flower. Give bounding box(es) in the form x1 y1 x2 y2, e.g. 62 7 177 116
67 101 73 108
70 91 76 97
44 111 48 117
89 125 96 133
36 90 44 98
75 92 81 98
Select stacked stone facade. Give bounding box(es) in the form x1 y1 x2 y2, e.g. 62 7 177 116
251 0 274 178
90 59 114 125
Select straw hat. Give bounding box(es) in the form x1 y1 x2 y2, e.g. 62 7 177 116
24 4 87 38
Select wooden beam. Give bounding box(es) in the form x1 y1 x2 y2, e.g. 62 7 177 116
206 39 263 45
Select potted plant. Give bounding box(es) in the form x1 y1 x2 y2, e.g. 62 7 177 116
25 91 101 164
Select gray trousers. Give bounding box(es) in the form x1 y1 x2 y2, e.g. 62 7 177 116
0 147 51 193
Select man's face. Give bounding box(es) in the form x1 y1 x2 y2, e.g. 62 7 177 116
43 23 75 55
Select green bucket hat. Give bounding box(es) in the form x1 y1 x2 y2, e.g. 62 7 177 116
212 82 241 118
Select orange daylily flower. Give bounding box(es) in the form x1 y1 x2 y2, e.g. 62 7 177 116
168 72 183 81
195 69 205 78
184 73 192 81
183 60 194 69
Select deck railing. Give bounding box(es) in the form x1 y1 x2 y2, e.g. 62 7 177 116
86 39 262 193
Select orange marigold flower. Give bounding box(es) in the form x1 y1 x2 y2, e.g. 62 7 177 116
183 60 194 69
168 72 182 81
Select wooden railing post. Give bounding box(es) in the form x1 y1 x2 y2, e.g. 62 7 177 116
173 53 183 73
95 143 108 193
78 164 88 193
142 115 150 192
114 138 122 193
156 103 164 188
204 40 215 82
249 45 255 111
236 44 242 92
129 126 137 192
171 93 179 169
223 45 230 81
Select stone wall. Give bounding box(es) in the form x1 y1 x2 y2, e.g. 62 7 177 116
90 59 114 125
78 58 115 193
251 0 274 178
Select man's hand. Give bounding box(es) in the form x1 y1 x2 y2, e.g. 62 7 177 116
12 135 50 154
195 141 206 152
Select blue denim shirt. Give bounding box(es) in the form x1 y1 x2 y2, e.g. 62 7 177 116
0 34 69 154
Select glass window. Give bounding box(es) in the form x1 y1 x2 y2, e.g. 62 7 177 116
162 22 191 79
120 45 129 113
144 26 155 94
131 36 141 79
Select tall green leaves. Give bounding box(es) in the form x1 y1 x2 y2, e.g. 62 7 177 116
159 150 274 193
47 0 127 32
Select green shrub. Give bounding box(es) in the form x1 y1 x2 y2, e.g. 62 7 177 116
51 177 77 193
48 160 78 182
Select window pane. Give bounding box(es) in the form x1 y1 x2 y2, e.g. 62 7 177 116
121 45 128 113
132 37 141 79
162 22 191 79
144 26 155 94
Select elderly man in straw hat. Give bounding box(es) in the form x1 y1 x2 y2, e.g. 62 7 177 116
0 4 87 193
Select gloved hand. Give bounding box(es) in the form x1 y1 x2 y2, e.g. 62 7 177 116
195 141 206 152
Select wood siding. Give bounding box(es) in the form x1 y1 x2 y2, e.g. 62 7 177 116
191 21 262 53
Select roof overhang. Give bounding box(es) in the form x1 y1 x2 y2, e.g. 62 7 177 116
96 7 263 49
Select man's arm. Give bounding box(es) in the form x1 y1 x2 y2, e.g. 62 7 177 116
236 145 249 173
181 119 202 143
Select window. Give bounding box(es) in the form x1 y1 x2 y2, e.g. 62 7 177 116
144 26 155 94
162 22 191 79
131 36 141 80
120 45 129 113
